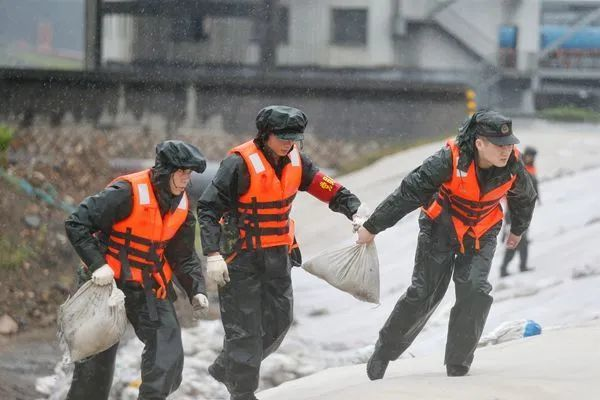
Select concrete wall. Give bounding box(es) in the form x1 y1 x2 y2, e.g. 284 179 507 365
196 87 465 139
130 15 256 65
394 24 480 69
275 0 395 67
0 69 467 141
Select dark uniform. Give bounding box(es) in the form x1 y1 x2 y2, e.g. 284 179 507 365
198 106 361 400
363 111 537 379
500 146 539 277
64 141 207 400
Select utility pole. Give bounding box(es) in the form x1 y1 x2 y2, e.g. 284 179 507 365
259 0 278 72
85 0 103 70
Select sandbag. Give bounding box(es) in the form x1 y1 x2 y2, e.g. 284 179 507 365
302 242 380 303
478 319 542 347
57 280 127 363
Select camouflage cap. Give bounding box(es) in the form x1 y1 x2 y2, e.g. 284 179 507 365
256 105 308 141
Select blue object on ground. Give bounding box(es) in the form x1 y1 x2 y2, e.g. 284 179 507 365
523 320 542 337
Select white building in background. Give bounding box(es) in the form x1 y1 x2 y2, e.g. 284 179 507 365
96 0 600 114
274 0 539 72
100 0 541 73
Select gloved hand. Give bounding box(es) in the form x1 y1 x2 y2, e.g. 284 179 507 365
108 285 126 307
91 264 114 286
352 203 371 233
191 294 209 320
207 254 230 287
352 215 367 233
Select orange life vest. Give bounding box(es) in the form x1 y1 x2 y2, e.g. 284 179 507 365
229 140 302 250
525 164 536 176
423 139 517 253
104 169 188 299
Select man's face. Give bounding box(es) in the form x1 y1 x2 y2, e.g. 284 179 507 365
523 154 534 165
475 137 514 168
169 169 192 195
266 134 295 157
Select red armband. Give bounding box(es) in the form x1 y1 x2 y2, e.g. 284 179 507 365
307 171 342 203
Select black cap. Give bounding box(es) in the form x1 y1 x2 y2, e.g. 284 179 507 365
472 110 520 146
524 146 537 156
256 105 308 141
154 140 207 173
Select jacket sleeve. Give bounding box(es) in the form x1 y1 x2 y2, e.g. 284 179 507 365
299 152 361 219
362 146 453 234
64 181 133 271
197 154 249 255
507 158 538 236
529 172 540 201
164 210 206 299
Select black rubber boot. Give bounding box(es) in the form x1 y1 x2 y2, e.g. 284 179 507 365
446 364 470 377
366 342 390 381
208 362 229 389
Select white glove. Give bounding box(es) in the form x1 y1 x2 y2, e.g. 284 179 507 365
191 294 209 320
352 215 367 233
207 255 230 287
91 264 114 286
108 285 126 307
352 203 371 233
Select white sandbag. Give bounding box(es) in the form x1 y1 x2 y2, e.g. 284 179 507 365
57 280 127 363
302 242 380 303
478 319 542 347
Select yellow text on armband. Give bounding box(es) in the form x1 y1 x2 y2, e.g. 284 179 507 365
322 175 335 185
319 181 333 191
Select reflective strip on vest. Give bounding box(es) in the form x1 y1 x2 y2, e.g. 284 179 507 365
248 153 266 174
138 183 151 205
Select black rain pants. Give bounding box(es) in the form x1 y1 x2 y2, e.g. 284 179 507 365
212 248 293 399
376 212 500 368
500 231 529 274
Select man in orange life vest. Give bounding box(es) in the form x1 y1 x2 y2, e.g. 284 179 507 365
499 146 539 277
356 110 537 379
64 140 209 400
198 105 363 400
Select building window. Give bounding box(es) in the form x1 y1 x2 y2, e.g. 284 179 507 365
251 6 289 44
171 15 208 42
331 8 367 46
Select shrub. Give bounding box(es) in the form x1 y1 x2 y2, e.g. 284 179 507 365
0 125 13 152
539 107 600 123
0 237 32 269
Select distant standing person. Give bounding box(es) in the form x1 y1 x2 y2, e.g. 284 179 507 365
500 146 539 277
356 110 537 379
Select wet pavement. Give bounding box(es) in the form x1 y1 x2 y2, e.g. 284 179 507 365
0 328 61 400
